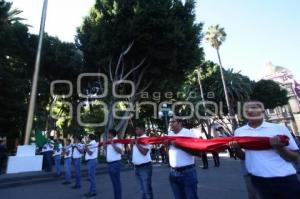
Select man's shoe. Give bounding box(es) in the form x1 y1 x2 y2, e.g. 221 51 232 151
72 185 81 189
202 166 208 169
62 181 71 185
84 192 97 197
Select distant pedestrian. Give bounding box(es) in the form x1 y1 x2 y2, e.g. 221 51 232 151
201 152 208 169
212 152 220 167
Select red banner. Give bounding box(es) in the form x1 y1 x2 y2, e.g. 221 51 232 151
99 135 289 152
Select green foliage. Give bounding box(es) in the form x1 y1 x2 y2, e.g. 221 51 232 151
76 0 203 94
251 79 288 109
181 61 289 129
204 25 226 49
184 61 253 114
0 0 84 140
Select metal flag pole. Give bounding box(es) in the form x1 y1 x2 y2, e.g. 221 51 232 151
24 0 48 145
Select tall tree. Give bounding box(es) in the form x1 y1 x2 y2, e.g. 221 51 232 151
182 61 253 136
0 0 84 145
76 0 203 136
251 79 288 109
204 24 237 130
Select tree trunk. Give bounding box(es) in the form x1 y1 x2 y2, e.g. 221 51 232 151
216 48 238 130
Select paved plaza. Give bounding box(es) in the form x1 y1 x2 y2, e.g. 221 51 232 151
0 157 248 199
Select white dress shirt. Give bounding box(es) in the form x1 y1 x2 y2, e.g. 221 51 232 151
64 144 72 159
42 140 54 152
168 128 196 168
132 134 152 165
235 121 299 177
106 137 123 162
85 140 98 160
72 143 84 159
53 143 62 156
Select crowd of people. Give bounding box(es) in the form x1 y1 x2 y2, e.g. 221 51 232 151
14 100 300 199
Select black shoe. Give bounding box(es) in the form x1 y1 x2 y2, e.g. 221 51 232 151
62 181 71 185
202 166 208 169
72 185 81 189
84 192 97 197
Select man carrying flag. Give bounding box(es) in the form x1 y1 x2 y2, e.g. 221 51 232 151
229 100 300 199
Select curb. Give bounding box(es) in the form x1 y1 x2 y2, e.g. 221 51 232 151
0 165 133 189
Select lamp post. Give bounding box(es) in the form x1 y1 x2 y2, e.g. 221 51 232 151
159 104 173 133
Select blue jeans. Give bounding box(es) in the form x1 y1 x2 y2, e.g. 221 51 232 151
169 166 198 199
64 158 71 182
87 158 97 194
108 161 122 199
135 163 153 199
250 174 300 199
73 158 81 187
54 155 61 176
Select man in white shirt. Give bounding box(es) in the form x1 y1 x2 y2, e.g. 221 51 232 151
41 137 54 172
104 129 123 199
229 100 300 199
53 139 63 177
72 136 84 189
84 134 98 197
62 139 72 185
132 123 153 199
167 117 199 199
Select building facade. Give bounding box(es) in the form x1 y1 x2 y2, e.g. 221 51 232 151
263 62 300 135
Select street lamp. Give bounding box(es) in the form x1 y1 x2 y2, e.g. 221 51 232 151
159 104 173 133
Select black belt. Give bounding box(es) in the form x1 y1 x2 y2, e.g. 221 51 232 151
171 164 195 172
135 162 152 168
108 160 121 164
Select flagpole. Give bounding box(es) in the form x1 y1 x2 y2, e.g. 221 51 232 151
24 0 48 145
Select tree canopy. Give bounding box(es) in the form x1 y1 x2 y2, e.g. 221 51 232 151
76 0 203 94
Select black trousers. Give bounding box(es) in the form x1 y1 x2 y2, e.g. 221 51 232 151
250 174 300 199
201 152 208 168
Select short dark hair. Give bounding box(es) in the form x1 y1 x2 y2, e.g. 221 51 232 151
170 117 183 124
74 136 82 141
108 129 118 137
88 134 95 140
135 122 145 130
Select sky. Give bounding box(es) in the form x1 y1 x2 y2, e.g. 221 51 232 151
10 0 300 81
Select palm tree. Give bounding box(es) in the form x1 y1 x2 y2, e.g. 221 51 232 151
0 1 24 25
204 25 237 130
